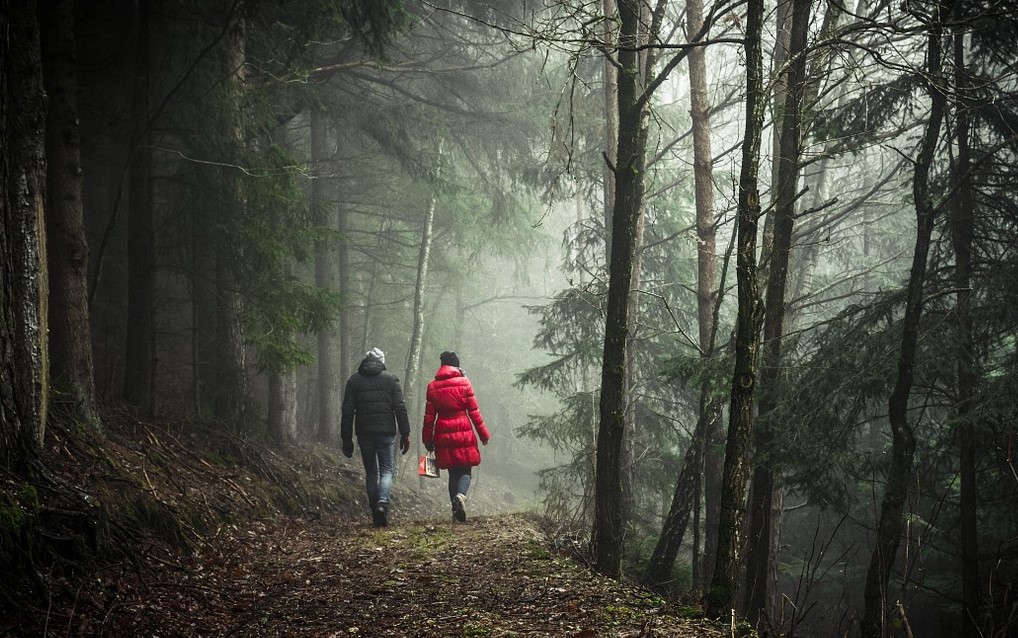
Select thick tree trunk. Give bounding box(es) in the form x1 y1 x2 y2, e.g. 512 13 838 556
123 0 154 415
860 5 947 635
743 0 812 624
39 0 100 430
951 12 980 636
312 108 340 443
1 0 49 471
593 0 651 578
705 0 767 619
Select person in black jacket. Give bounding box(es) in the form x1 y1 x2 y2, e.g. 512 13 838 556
341 348 411 527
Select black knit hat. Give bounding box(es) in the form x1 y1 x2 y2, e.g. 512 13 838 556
440 351 460 367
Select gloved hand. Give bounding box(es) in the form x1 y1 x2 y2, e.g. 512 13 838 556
342 440 354 458
481 436 489 446
424 441 435 453
399 435 410 455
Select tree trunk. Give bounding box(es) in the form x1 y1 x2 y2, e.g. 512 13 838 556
645 402 709 589
267 368 298 446
337 157 352 409
593 0 652 578
1 0 49 471
644 0 722 589
312 108 340 443
603 0 619 239
950 10 980 636
405 140 442 427
743 0 812 624
860 5 947 635
39 0 100 430
705 0 767 619
211 3 249 427
123 0 154 415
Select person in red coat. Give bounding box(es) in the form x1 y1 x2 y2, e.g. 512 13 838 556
422 351 490 522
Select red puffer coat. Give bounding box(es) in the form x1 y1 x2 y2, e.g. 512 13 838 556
422 366 490 469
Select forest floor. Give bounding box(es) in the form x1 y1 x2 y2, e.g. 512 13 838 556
0 412 729 638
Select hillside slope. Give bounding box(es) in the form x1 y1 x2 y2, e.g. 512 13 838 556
1 415 723 637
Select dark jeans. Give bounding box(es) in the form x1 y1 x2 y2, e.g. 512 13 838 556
358 434 396 508
447 466 472 501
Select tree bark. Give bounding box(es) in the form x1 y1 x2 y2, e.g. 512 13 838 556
644 0 722 590
404 140 442 428
860 3 948 634
211 2 250 427
123 0 154 415
950 10 980 635
312 107 340 443
705 0 767 619
603 0 619 239
1 0 49 471
743 0 812 624
644 402 708 589
39 0 100 430
593 0 651 578
267 368 298 446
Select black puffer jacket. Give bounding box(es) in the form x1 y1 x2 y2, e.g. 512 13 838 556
340 356 411 444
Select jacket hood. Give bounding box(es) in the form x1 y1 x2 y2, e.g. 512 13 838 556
359 357 386 377
434 365 463 381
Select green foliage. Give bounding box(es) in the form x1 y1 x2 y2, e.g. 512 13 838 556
812 74 921 148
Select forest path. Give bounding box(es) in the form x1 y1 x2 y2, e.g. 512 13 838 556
85 513 720 637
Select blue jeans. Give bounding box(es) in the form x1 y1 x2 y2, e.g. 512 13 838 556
448 467 472 501
358 435 396 508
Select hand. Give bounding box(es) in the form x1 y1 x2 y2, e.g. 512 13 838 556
424 441 435 453
399 435 410 455
342 440 354 458
481 437 489 446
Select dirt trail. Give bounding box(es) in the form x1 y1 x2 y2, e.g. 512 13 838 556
3 418 725 637
41 513 721 637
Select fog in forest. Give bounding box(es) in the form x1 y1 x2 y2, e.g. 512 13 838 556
4 0 1018 637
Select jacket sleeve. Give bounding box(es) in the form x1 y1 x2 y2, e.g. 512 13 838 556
390 375 411 437
340 377 355 444
422 384 437 449
464 380 490 444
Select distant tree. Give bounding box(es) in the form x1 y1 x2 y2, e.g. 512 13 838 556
311 106 341 443
1 0 48 470
38 0 100 430
122 0 154 415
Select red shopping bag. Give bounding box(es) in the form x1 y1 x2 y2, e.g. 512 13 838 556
418 452 440 478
